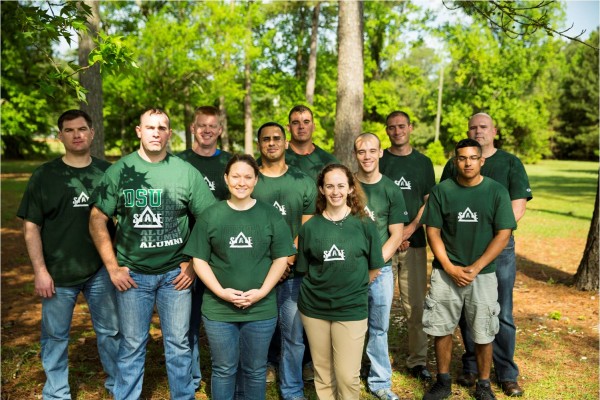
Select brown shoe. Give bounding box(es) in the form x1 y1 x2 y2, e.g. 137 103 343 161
500 381 524 397
456 372 477 387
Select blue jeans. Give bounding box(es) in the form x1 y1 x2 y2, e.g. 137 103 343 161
114 267 194 400
41 266 120 400
189 278 204 389
203 316 277 400
277 277 306 400
366 265 395 392
460 236 519 381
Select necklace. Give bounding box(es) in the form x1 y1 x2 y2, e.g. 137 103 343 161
324 208 350 228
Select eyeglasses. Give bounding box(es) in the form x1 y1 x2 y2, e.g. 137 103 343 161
456 155 482 162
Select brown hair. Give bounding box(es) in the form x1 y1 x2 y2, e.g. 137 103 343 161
316 164 367 219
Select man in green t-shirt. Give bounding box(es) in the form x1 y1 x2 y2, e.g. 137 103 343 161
18 109 120 399
89 108 216 400
379 111 436 381
253 122 317 399
285 105 339 182
440 113 532 397
354 133 408 400
421 139 516 400
177 105 232 390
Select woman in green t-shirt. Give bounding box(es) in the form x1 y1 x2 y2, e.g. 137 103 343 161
184 154 294 400
297 164 384 400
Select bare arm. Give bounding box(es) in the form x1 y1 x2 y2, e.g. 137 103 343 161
192 257 244 304
23 220 54 298
511 198 527 222
89 206 137 291
241 257 289 308
383 223 403 263
465 229 512 275
426 226 474 287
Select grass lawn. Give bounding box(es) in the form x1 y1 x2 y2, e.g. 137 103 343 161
1 158 598 399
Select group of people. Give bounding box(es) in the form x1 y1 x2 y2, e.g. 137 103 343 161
19 104 531 400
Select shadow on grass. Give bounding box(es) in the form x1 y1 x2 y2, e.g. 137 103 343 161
516 254 575 285
527 207 595 221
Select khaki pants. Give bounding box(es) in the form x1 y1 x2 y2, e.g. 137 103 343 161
394 247 429 368
300 314 367 400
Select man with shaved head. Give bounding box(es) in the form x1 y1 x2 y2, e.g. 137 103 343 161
440 113 532 397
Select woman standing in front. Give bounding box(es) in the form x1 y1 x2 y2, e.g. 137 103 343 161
184 154 295 400
297 163 385 399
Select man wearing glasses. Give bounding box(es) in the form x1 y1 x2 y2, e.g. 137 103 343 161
422 138 516 400
441 113 532 397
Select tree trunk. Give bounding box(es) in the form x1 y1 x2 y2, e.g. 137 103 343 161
184 87 193 149
78 0 104 159
574 176 599 291
334 0 363 167
305 2 320 106
244 61 253 155
219 95 230 152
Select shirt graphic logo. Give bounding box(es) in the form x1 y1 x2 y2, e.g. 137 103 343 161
458 207 478 222
394 177 412 190
72 191 90 207
204 176 216 191
133 206 163 228
229 232 253 248
273 201 287 215
364 206 376 221
323 244 345 261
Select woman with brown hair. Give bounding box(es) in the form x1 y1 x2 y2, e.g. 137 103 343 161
296 163 384 399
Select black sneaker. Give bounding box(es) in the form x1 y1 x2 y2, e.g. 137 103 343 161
474 381 497 400
422 379 451 400
409 365 432 381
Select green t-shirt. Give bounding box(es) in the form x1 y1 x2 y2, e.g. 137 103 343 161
91 152 216 274
17 157 112 286
183 200 295 322
285 145 339 182
440 149 533 201
421 177 517 274
379 149 436 248
253 165 317 278
360 175 410 264
176 149 232 201
297 214 384 321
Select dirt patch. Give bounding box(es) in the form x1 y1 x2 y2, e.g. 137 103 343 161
2 213 598 399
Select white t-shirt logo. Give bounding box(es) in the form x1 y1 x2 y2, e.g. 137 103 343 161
73 191 90 207
204 176 216 191
364 206 376 222
230 232 253 248
273 201 287 216
394 177 412 190
133 206 163 228
323 244 345 261
458 207 478 222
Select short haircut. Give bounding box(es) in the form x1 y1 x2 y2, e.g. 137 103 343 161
288 105 313 123
193 105 221 123
257 122 286 140
455 138 482 157
354 132 380 151
58 110 92 131
469 112 494 127
385 110 411 126
140 108 170 128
